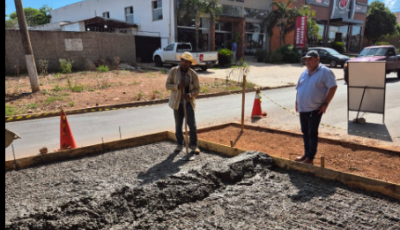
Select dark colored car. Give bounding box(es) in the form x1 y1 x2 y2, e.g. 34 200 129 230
302 47 350 68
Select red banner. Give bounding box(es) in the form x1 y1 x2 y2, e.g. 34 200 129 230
295 16 307 49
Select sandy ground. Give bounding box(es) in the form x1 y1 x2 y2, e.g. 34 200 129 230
5 143 400 229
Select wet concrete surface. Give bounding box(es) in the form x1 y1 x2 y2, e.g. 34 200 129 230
5 142 400 229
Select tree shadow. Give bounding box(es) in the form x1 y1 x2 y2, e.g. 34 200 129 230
347 121 393 142
137 151 188 186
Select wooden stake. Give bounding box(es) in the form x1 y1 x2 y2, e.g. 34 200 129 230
14 0 40 92
182 88 189 158
321 156 325 168
230 140 234 148
241 75 246 132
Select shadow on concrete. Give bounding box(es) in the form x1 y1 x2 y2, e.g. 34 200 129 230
386 78 400 84
347 121 393 142
137 151 188 186
279 168 337 202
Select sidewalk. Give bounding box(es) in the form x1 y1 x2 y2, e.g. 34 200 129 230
198 59 345 87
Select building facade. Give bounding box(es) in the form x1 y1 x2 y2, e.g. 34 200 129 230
271 0 368 53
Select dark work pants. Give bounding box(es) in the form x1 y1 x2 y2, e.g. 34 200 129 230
299 110 323 161
174 101 197 147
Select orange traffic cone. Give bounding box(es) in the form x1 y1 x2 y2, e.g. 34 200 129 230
251 90 264 119
60 110 77 150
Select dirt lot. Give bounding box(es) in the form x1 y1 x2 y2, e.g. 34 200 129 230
5 142 400 229
5 69 254 116
198 126 400 184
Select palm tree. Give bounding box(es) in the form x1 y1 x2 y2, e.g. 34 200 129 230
270 0 301 47
179 0 205 51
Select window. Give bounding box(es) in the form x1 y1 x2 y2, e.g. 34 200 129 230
153 0 163 21
102 12 110 18
215 22 232 32
125 6 134 23
349 26 361 52
388 48 396 56
243 8 268 20
165 44 174 51
177 44 192 52
222 5 241 17
244 23 266 54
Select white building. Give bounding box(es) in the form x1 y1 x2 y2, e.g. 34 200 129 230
47 0 272 58
49 0 175 49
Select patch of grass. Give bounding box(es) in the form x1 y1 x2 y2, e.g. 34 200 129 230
97 65 109 72
200 86 210 94
45 95 64 104
214 81 220 87
135 91 144 101
87 87 96 92
52 84 64 92
80 71 87 75
54 73 61 78
67 77 85 92
132 81 141 85
27 103 37 109
59 59 74 74
69 102 74 107
160 68 168 74
155 90 161 94
6 105 15 116
62 93 70 96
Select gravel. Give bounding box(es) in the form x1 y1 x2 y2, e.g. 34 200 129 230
5 142 400 229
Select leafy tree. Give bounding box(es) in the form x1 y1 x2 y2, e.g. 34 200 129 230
8 5 52 27
202 0 222 51
5 18 18 28
364 1 397 44
270 0 302 47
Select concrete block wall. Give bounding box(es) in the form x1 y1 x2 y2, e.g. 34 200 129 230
5 30 136 75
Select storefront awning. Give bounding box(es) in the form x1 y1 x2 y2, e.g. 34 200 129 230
330 18 363 26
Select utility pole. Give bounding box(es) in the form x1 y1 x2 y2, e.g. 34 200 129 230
14 0 40 92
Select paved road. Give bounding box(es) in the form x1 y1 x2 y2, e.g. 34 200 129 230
6 74 400 160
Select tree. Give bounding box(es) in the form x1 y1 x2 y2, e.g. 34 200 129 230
364 1 397 44
202 0 222 51
299 5 320 46
270 0 301 47
8 5 52 27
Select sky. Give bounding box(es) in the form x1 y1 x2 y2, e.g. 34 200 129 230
5 0 400 17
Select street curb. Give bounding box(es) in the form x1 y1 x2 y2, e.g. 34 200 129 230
4 84 298 123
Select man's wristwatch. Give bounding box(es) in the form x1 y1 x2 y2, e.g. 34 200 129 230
322 102 328 106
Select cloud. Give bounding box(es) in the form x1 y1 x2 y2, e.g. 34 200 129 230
382 0 400 12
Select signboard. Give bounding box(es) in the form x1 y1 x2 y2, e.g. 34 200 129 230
65 39 83 51
347 62 386 122
331 0 356 19
295 16 307 49
355 3 368 14
305 0 330 7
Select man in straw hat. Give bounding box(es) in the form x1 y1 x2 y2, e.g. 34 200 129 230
166 52 201 159
294 50 337 164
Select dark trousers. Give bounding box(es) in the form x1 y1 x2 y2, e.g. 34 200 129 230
300 110 323 161
174 101 197 147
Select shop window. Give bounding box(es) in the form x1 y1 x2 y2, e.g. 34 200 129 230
243 8 268 20
307 24 325 47
152 1 163 21
125 6 134 23
222 5 241 17
245 23 266 54
328 25 349 52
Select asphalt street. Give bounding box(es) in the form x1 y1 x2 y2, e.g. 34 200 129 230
6 73 400 161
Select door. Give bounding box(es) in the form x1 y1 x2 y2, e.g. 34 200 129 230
135 36 161 63
318 49 329 64
164 44 176 62
386 48 397 70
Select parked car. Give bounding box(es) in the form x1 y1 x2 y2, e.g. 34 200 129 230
343 45 400 84
152 42 218 71
302 47 350 68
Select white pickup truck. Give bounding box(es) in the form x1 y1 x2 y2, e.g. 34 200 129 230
152 42 218 71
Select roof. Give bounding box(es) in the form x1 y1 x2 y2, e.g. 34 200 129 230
78 16 138 29
364 45 395 48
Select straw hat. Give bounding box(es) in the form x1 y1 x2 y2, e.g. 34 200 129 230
176 52 197 65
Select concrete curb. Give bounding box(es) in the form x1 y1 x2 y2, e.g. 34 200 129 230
5 84 295 123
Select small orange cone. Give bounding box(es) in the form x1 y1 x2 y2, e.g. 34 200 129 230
251 89 264 119
60 110 77 150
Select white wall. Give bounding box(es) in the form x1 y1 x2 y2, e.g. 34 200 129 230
50 0 176 48
61 22 86 32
